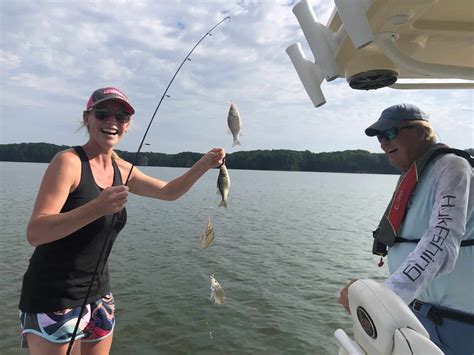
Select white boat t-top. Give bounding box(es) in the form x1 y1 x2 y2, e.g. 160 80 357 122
286 0 474 107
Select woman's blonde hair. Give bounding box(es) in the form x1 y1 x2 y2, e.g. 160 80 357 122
404 119 436 143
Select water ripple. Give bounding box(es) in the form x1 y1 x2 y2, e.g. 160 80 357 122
1 163 394 354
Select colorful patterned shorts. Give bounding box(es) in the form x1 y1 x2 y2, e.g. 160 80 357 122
19 293 115 348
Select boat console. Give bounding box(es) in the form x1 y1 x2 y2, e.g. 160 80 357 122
334 279 443 355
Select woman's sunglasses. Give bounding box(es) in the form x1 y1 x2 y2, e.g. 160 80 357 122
92 109 131 123
377 125 415 142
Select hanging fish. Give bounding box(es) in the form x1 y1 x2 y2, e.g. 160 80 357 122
210 274 225 305
227 101 242 147
217 160 230 208
201 216 215 250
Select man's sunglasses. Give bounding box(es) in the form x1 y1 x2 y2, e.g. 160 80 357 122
92 109 131 123
377 125 415 142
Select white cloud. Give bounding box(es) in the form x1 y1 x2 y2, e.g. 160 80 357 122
8 73 70 95
0 51 22 70
1 0 472 153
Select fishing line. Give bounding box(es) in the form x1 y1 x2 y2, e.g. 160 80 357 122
66 16 230 355
124 16 230 185
206 321 213 339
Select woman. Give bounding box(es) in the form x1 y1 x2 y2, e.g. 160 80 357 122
338 103 473 355
19 87 225 354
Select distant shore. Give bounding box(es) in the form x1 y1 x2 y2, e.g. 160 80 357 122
1 142 472 175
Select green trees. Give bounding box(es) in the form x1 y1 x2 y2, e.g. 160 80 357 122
0 142 70 163
224 149 399 173
0 142 404 174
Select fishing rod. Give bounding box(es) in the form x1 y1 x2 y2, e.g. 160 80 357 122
125 15 231 184
66 16 230 355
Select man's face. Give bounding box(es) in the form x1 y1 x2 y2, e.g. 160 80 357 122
378 124 422 171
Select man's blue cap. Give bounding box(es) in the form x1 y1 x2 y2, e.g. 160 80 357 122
365 103 429 136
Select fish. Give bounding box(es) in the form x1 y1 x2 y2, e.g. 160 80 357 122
217 160 230 208
201 216 215 250
227 101 242 147
210 274 225 305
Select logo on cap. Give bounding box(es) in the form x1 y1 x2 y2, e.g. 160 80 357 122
102 88 127 100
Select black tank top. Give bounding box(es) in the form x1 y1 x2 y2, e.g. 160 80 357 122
19 146 127 313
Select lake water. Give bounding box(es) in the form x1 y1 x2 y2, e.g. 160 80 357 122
0 162 396 354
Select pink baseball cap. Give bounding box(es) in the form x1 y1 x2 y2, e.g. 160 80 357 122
86 87 135 114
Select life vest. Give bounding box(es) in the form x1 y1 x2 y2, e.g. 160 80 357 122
372 143 474 258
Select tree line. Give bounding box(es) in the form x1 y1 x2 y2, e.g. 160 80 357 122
1 142 471 174
0 142 400 174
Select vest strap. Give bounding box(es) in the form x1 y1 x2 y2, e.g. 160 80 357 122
387 163 418 233
410 299 474 325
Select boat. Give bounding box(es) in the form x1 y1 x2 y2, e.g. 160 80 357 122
286 0 474 107
333 279 442 354
286 0 473 353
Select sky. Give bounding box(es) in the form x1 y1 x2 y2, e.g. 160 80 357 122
0 0 472 155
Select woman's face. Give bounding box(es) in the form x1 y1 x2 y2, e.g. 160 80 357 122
83 100 131 148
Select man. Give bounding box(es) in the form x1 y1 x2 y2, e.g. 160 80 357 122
338 103 473 355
